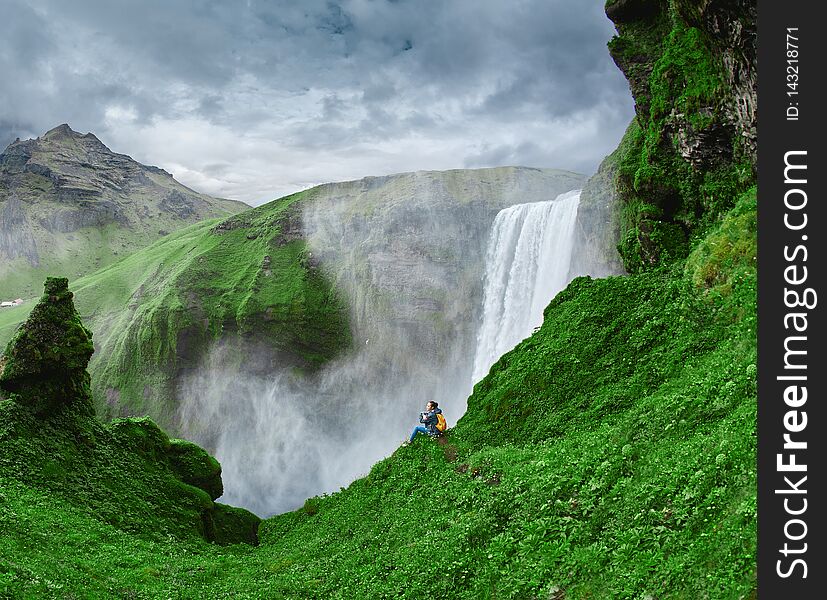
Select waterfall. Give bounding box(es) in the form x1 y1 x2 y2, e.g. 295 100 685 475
472 189 581 383
177 171 587 516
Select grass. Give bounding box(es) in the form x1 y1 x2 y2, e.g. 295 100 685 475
0 191 245 303
0 192 351 426
0 192 757 597
0 476 254 598
0 3 757 595
0 129 247 301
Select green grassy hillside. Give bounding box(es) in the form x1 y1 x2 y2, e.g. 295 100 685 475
1 191 351 425
0 279 259 598
1 166 583 432
0 191 756 598
0 1 757 597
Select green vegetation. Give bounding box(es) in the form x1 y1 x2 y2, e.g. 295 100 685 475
0 125 247 299
0 180 245 303
1 201 756 596
0 279 260 572
0 191 352 426
685 187 757 295
0 221 144 300
1 1 756 596
609 2 754 273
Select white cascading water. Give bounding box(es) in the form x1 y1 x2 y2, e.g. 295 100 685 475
472 189 581 382
178 180 586 517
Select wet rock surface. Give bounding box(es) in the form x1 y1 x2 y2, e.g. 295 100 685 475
0 193 39 265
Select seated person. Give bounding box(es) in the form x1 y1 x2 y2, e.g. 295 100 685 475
409 400 443 442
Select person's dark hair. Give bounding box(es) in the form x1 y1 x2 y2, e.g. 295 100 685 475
428 401 439 408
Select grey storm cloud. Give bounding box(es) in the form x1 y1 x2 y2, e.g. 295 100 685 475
0 0 634 204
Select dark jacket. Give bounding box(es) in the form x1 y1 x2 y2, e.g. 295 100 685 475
420 408 443 434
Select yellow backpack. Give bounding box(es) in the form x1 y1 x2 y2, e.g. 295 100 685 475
435 413 448 433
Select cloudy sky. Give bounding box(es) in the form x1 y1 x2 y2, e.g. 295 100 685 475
1 0 634 206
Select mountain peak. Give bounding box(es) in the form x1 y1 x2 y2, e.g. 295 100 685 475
39 124 110 152
0 126 248 299
42 123 78 139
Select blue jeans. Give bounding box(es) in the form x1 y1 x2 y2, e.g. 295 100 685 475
409 426 431 442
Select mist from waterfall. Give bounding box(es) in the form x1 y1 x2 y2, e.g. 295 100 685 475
175 169 590 517
179 322 474 517
472 190 581 382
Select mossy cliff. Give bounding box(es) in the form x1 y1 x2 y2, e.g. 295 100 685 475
86 191 353 425
605 0 756 272
0 278 259 546
0 191 353 426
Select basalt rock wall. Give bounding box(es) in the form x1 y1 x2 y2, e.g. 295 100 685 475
604 0 756 272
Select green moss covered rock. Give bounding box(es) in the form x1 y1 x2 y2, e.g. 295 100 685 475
0 277 94 415
108 415 171 461
606 0 756 272
167 438 223 501
207 503 261 546
109 417 226 503
0 281 257 546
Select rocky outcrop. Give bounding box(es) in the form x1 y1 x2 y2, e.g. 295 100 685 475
0 278 260 544
38 199 127 233
167 438 224 501
606 0 756 272
0 124 248 298
107 417 222 500
0 277 94 416
675 0 757 164
160 189 200 219
209 503 262 546
605 0 661 23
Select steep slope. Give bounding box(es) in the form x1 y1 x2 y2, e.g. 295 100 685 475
0 192 756 597
0 278 259 559
0 166 588 514
0 124 247 298
0 166 585 431
0 0 757 596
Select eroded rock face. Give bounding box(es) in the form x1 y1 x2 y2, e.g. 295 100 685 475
0 124 248 298
605 0 661 23
0 277 94 416
301 167 587 389
569 154 626 279
676 0 757 164
0 193 39 265
605 0 756 271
